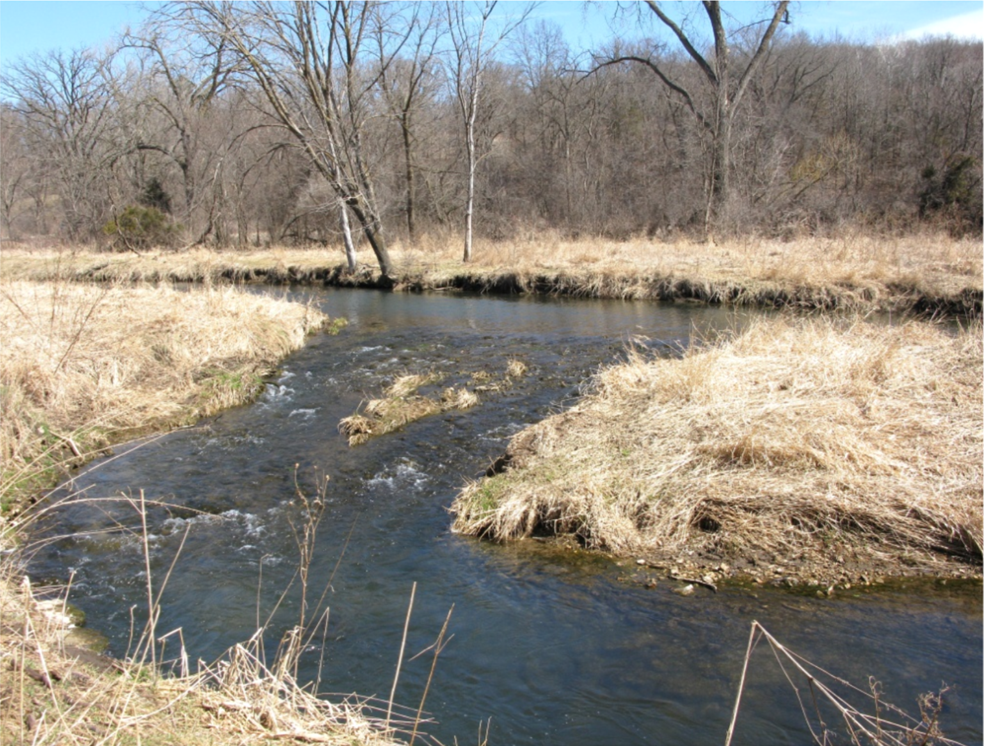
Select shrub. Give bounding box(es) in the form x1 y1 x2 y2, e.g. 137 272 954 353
102 205 178 250
919 155 983 235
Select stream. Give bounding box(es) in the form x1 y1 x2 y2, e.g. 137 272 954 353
32 288 982 745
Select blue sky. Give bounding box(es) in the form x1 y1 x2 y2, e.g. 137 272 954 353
0 1 981 68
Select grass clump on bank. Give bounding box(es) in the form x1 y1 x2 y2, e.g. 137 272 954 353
451 317 983 588
0 280 331 516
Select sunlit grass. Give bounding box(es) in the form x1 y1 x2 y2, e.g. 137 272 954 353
451 316 983 587
0 280 331 514
2 229 980 311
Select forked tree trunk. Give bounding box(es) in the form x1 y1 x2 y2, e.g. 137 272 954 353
598 1 789 235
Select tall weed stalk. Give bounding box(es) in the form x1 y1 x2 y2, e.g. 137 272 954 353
725 621 964 746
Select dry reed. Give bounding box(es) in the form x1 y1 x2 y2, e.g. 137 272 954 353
451 316 983 586
0 280 330 513
0 495 418 746
725 621 964 746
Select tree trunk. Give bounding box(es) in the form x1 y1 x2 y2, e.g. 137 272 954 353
707 0 730 231
347 197 393 279
710 114 732 230
463 78 479 263
339 200 357 272
401 122 416 245
464 123 476 262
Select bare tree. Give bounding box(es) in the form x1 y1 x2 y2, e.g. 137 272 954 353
123 24 247 245
445 0 533 262
175 0 404 278
595 1 790 232
0 104 30 238
1 47 130 240
3 12 980 247
375 4 443 245
511 20 598 233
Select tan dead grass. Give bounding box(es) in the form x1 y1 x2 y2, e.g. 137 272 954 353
504 359 528 379
3 229 980 313
469 360 527 394
385 372 444 399
339 372 478 446
440 386 479 410
0 280 329 512
451 317 983 586
396 229 982 305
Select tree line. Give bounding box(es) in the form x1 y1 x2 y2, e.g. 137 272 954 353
1 1 981 274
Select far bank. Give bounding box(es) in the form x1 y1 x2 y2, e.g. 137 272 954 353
2 231 980 317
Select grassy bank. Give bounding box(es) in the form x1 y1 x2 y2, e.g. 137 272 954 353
451 317 983 589
0 280 330 517
0 281 423 745
2 230 980 315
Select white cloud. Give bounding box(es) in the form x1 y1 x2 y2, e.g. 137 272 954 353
904 9 984 41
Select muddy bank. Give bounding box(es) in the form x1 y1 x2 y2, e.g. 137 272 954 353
451 316 983 590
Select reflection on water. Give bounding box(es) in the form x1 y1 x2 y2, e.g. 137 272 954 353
33 289 982 746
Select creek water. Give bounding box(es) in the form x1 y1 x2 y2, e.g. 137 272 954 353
33 289 982 746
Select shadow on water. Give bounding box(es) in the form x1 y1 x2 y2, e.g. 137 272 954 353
32 289 982 746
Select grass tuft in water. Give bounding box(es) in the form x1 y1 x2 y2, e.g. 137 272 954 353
339 370 482 446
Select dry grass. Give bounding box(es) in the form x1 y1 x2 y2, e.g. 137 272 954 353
440 387 479 410
2 229 980 313
396 229 982 308
726 622 962 746
504 359 527 379
384 372 444 399
451 316 983 586
338 372 478 446
0 574 404 746
0 280 330 513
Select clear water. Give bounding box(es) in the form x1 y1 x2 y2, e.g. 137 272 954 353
32 289 982 745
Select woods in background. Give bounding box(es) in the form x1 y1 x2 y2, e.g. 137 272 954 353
1 1 981 265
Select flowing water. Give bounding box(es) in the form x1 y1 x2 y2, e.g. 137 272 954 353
32 289 982 745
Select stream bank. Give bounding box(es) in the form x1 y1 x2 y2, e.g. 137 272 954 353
3 240 981 317
0 281 334 522
452 316 983 590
